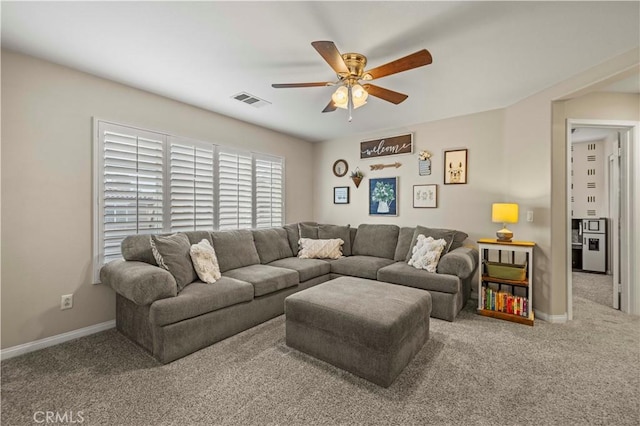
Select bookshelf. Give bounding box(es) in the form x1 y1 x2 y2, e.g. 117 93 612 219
477 239 535 326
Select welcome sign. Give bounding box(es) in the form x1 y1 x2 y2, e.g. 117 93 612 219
360 133 413 159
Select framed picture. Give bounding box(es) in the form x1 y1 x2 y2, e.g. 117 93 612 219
360 133 413 159
369 177 398 216
334 186 350 204
413 184 437 208
444 149 468 184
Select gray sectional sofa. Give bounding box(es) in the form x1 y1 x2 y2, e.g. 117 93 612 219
101 223 478 363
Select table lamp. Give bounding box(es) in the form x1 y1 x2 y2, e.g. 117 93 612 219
492 203 519 242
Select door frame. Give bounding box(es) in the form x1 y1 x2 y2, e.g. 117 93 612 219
566 119 639 319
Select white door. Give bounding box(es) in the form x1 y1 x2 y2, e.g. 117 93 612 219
608 150 620 309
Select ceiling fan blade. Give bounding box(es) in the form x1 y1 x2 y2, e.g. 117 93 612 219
311 41 349 75
322 99 337 113
272 82 332 88
362 84 408 104
364 49 432 80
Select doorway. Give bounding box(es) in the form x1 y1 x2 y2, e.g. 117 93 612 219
566 119 638 320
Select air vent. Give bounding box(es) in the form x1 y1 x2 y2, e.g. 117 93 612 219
587 155 596 161
587 182 596 189
232 92 271 108
587 210 596 216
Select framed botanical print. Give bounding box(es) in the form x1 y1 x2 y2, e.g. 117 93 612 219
413 184 437 208
444 149 468 184
334 186 350 204
369 177 398 216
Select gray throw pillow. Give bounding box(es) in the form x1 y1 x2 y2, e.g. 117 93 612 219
150 233 197 292
318 224 352 256
299 223 319 239
405 226 456 262
450 231 469 251
253 228 294 264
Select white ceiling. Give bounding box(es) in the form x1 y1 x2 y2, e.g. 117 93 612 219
2 1 639 143
571 127 619 144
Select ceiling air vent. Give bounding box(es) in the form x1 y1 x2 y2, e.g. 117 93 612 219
232 92 271 108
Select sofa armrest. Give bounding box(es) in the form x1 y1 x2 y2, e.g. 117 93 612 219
437 247 479 279
100 260 177 305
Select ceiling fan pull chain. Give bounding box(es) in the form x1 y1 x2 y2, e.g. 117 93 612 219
347 85 353 122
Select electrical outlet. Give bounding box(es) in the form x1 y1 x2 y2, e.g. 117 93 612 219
61 294 73 310
527 211 534 222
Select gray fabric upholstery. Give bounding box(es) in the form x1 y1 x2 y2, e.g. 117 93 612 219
224 264 299 297
101 260 177 305
121 234 158 266
283 223 301 255
211 229 261 273
352 224 399 259
149 277 254 326
318 224 352 256
285 277 431 387
394 227 415 261
151 233 197 291
437 246 479 279
298 223 319 239
406 226 456 261
377 261 461 294
252 228 294 264
116 294 153 353
268 257 331 282
329 255 395 280
450 231 469 251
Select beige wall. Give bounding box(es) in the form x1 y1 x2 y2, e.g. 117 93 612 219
1 50 314 349
313 109 507 244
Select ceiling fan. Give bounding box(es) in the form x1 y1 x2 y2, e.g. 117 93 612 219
272 41 433 121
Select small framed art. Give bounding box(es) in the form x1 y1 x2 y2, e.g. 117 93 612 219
369 177 398 216
334 186 350 204
413 184 437 208
444 149 468 184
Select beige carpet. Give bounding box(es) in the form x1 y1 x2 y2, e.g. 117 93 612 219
2 277 638 425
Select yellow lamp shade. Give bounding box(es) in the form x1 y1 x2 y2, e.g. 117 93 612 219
492 203 519 224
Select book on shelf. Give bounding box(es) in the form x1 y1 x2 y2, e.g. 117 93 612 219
481 286 529 317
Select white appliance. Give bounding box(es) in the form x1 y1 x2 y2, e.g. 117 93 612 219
582 219 607 273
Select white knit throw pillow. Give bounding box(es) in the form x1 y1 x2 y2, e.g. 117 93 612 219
297 238 344 260
189 239 221 284
408 234 447 272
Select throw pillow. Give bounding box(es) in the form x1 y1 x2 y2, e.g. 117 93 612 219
189 239 221 284
298 223 319 239
450 231 469 251
408 235 448 272
318 224 352 256
150 233 197 292
297 238 344 260
405 226 456 262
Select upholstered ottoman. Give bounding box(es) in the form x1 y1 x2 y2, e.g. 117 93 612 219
285 276 432 387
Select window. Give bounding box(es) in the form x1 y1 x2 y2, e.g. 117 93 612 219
94 120 284 281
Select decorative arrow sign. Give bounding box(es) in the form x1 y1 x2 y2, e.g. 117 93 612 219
369 162 402 171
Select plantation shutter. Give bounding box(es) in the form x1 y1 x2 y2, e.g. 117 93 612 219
100 122 164 264
169 141 215 232
218 149 253 229
255 155 284 228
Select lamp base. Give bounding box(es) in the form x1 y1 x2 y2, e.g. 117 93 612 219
496 228 513 242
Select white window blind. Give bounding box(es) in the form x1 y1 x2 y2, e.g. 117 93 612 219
170 142 215 232
99 122 164 265
218 149 253 230
255 155 284 228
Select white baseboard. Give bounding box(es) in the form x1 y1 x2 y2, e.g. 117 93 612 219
534 310 568 323
1 320 116 361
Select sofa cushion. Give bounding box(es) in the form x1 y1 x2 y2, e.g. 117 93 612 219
284 222 317 255
189 239 221 284
149 277 254 326
211 229 261 273
150 233 197 292
252 228 294 264
299 223 319 239
318 224 352 256
377 262 461 294
268 257 331 282
450 231 470 251
330 255 395 280
394 227 415 261
352 224 399 260
223 264 299 297
121 231 214 267
405 226 456 261
437 246 479 279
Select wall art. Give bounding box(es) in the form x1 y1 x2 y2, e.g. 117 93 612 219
369 177 398 216
413 184 437 208
360 134 413 159
444 149 468 184
333 186 350 204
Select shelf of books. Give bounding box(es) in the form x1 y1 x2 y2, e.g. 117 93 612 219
477 239 535 326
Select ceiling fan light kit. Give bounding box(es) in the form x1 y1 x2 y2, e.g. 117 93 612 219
272 41 432 121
